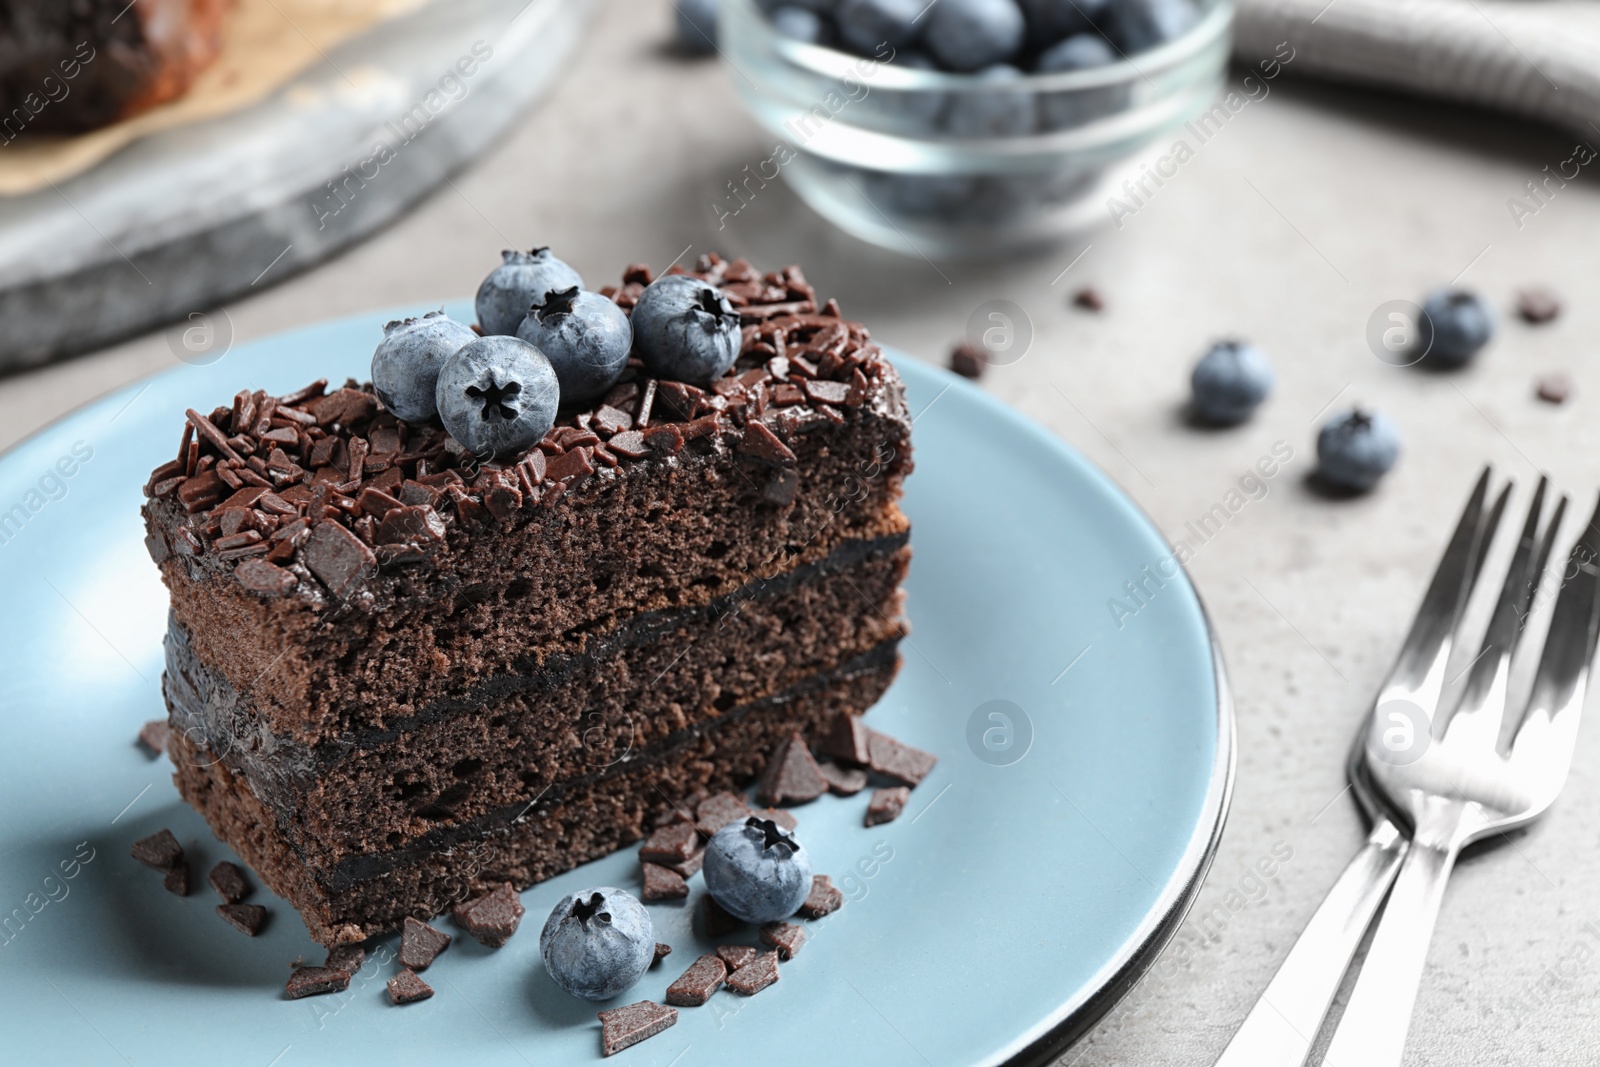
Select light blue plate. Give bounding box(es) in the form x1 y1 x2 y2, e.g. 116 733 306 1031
0 308 1231 1067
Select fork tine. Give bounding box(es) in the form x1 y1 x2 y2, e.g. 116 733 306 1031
1513 492 1600 746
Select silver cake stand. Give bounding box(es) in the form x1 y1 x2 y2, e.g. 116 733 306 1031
0 0 594 373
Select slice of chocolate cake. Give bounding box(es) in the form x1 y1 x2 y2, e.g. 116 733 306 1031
143 255 913 945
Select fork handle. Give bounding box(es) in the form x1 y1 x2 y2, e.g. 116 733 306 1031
1321 833 1462 1067
1213 820 1407 1067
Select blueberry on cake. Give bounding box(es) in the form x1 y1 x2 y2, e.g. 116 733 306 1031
142 253 913 945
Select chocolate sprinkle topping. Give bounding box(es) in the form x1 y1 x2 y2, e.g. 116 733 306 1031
451 882 525 947
387 968 434 1005
398 916 451 970
217 903 267 936
665 953 727 1007
130 829 183 870
598 1000 678 1057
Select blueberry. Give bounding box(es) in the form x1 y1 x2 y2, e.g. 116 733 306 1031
628 274 743 382
674 0 720 54
924 0 1025 71
1418 288 1495 367
539 887 655 1001
867 170 978 217
1034 33 1122 129
865 51 946 132
1316 408 1401 492
435 336 559 458
942 64 1037 137
1104 0 1199 53
1036 32 1117 72
1016 0 1110 48
703 816 813 924
515 286 632 405
475 248 584 337
836 0 923 53
1190 340 1273 424
771 5 832 41
370 311 477 423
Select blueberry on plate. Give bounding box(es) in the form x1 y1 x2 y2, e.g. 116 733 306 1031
1316 408 1400 492
1103 0 1199 54
703 816 813 924
435 336 559 458
1190 340 1273 425
674 0 720 54
629 274 743 382
539 887 654 1001
474 248 584 337
923 0 1026 72
1034 33 1122 129
370 311 477 423
942 64 1038 137
771 5 832 41
836 0 924 54
1418 288 1495 367
515 286 632 405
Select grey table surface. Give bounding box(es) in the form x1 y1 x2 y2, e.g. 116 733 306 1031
5 3 1599 1065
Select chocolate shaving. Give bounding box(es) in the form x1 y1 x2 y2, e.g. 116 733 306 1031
865 786 911 826
755 732 828 806
642 863 690 901
759 922 807 960
817 759 868 796
798 875 844 919
208 861 250 903
137 719 169 756
285 965 350 999
387 968 434 1004
700 893 744 936
217 903 267 936
665 953 726 1007
598 1001 677 1057
162 862 190 896
696 792 752 836
640 821 699 864
726 950 780 995
716 944 758 970
452 882 525 947
130 829 183 870
652 942 672 967
398 916 451 970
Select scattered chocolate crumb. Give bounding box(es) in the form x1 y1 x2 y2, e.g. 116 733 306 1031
599 1000 678 1057
136 719 169 756
695 792 752 836
798 875 844 920
701 893 744 936
326 944 366 973
652 943 672 968
1537 373 1573 404
452 882 525 947
285 965 350 999
208 861 250 903
949 342 986 380
663 849 705 879
217 903 267 936
726 950 781 995
1517 287 1561 324
755 732 829 806
162 862 190 896
665 952 727 1007
398 916 452 970
867 731 938 787
817 759 868 796
642 863 690 901
1073 287 1105 312
818 714 871 766
717 945 758 971
131 829 183 870
866 786 911 826
387 968 434 1005
754 806 798 831
639 821 699 864
759 922 807 960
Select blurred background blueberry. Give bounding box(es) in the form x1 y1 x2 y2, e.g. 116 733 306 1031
1189 340 1273 424
942 64 1038 137
771 5 833 41
1418 288 1496 367
675 0 722 53
1104 0 1199 53
924 0 1027 72
1035 34 1123 128
1316 409 1401 492
1017 0 1110 49
836 0 924 53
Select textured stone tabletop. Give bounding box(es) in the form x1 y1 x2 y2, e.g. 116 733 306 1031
6 4 1599 1064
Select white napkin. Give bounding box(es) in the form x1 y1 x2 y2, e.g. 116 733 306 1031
1232 0 1600 140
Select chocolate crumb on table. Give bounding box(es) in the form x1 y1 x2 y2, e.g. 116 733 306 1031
701 894 745 937
820 713 937 786
387 968 434 1005
217 903 268 936
136 719 169 756
398 916 451 970
642 863 690 901
208 861 250 903
1517 287 1561 324
755 732 828 806
665 952 727 1007
162 862 190 896
726 950 781 995
798 874 844 919
326 943 366 973
717 944 759 971
285 965 351 999
652 943 672 967
866 786 911 826
598 1000 678 1057
1536 373 1573 404
1073 287 1105 312
949 342 987 380
452 882 525 947
130 829 183 870
759 922 807 960
639 821 699 864
695 792 753 836
662 849 705 879
816 759 868 796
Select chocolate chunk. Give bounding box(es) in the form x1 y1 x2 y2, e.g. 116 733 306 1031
818 713 872 766
285 965 350 999
1073 287 1105 311
208 861 250 903
738 421 797 466
598 1000 677 1057
663 849 704 879
802 379 851 405
695 792 752 836
717 944 758 971
593 405 633 435
654 381 700 422
162 862 190 896
235 558 298 597
798 874 844 919
665 953 727 1007
546 447 595 483
302 520 375 598
136 719 169 756
762 467 800 506
726 950 780 995
326 944 366 973
387 968 434 1005
1537 373 1573 404
376 504 446 546
652 942 672 967
700 893 744 936
866 786 911 826
131 829 183 870
867 732 938 786
398 916 452 969
642 863 689 901
217 903 267 936
759 922 807 960
817 759 868 796
1518 287 1561 323
949 342 986 380
606 430 650 459
755 732 828 806
452 882 525 947
640 821 699 863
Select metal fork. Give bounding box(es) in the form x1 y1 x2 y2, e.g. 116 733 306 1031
1320 482 1600 1066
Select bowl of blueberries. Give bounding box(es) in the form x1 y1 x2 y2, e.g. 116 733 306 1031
720 0 1231 258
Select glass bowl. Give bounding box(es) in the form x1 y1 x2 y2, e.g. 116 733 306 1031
721 0 1233 259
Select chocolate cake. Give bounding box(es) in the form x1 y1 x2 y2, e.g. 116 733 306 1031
0 0 231 137
142 256 913 945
